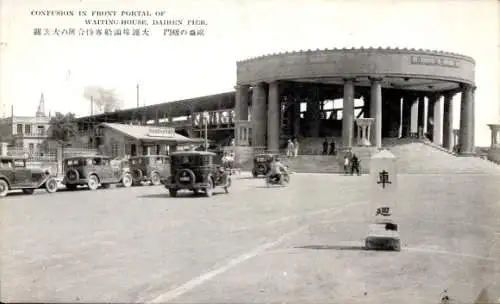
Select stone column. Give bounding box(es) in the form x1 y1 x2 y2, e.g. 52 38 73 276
487 124 500 147
251 83 267 148
459 84 475 155
342 78 355 148
410 97 419 137
401 96 411 137
309 86 321 137
442 92 454 150
235 85 250 121
293 98 301 138
426 94 437 142
234 84 250 146
417 95 425 138
431 94 443 145
267 81 280 153
423 97 429 135
369 77 382 149
309 99 321 137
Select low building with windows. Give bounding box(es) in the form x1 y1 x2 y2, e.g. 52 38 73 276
0 94 50 155
94 123 204 158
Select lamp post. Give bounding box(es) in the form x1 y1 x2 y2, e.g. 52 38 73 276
203 111 209 151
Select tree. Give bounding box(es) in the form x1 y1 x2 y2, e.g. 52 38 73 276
48 112 78 143
83 86 123 114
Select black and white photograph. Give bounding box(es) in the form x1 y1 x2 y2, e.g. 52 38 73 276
0 0 499 303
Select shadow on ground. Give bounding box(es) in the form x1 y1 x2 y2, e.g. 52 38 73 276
137 191 225 199
295 245 367 251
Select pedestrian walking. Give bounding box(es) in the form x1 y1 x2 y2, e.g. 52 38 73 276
293 138 299 157
322 138 328 155
343 154 350 175
287 139 294 158
350 154 360 176
329 141 336 155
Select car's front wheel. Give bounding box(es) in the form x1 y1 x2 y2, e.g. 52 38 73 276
150 172 161 186
122 173 133 188
87 175 99 190
0 179 8 197
45 178 58 193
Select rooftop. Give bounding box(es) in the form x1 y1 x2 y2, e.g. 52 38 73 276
100 123 203 144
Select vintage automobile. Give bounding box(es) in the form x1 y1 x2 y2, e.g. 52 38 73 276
129 155 170 186
251 153 279 178
62 155 133 190
162 151 231 197
0 156 58 197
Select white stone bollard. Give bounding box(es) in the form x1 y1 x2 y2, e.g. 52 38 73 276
365 149 401 251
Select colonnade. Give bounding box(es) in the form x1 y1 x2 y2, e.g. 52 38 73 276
234 79 476 155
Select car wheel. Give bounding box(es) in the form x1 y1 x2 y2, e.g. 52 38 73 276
22 188 35 195
0 180 9 197
45 178 58 193
150 172 161 186
204 179 214 197
169 188 178 197
87 175 99 190
122 173 132 188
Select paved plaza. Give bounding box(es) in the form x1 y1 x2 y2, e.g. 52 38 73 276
1 172 499 303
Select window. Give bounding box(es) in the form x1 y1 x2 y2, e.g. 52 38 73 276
111 143 119 158
130 158 143 165
25 124 31 134
0 159 12 168
17 124 23 134
28 143 34 153
14 159 26 168
37 126 45 135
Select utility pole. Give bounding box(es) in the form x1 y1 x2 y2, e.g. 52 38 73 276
136 83 140 108
90 96 94 116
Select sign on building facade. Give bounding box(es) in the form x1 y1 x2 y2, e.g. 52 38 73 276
147 127 175 137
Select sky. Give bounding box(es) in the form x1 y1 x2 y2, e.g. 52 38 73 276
0 0 499 146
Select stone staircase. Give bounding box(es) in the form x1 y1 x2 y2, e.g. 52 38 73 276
390 142 500 174
238 138 500 175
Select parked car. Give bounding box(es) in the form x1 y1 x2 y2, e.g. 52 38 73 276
0 156 58 197
62 155 132 190
251 153 279 178
162 151 231 197
129 155 170 186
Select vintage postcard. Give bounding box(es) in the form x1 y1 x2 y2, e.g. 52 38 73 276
0 0 499 303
